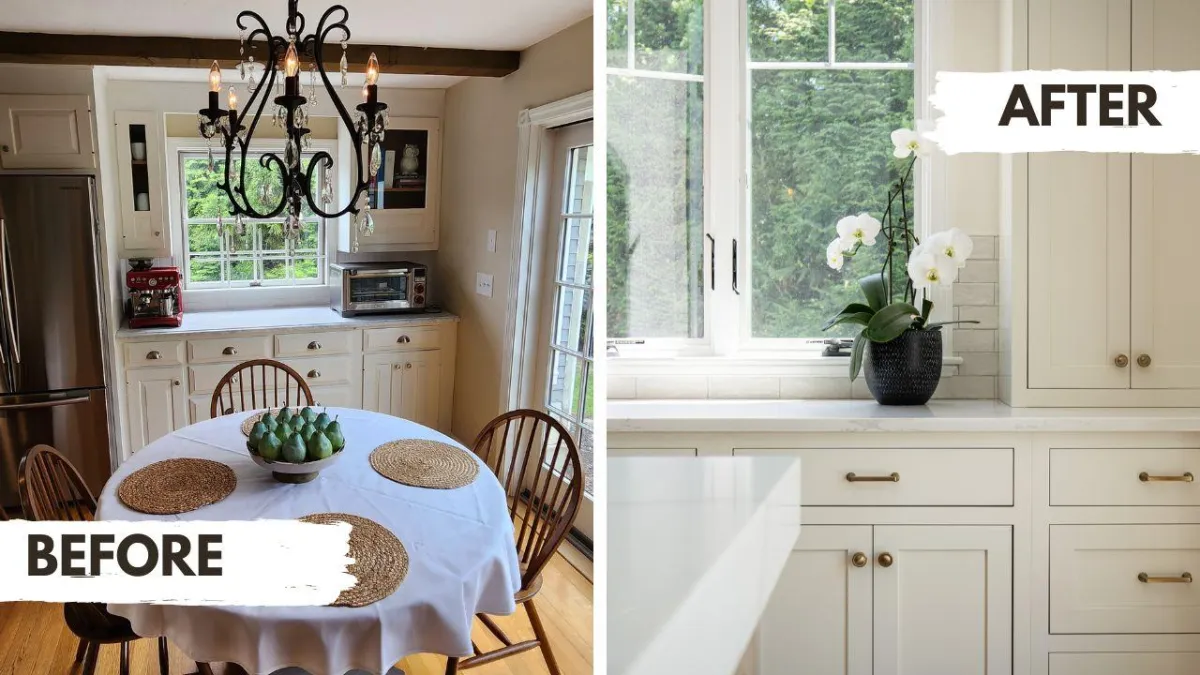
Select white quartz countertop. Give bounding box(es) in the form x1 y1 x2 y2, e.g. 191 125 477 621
609 456 801 675
116 306 458 339
609 399 1200 433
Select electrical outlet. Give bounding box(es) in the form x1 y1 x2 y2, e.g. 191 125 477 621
476 273 494 297
486 229 497 253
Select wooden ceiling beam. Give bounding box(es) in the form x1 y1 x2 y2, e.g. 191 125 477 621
0 31 520 77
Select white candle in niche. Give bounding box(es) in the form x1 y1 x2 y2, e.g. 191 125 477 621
135 192 150 211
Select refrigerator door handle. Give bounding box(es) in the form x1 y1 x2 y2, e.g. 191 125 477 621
0 394 91 411
1 216 18 364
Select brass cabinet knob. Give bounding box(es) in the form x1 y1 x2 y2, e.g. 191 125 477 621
307 369 320 378
851 552 868 568
1138 354 1152 368
878 552 894 568
1115 354 1130 368
307 341 321 350
146 350 162 360
223 346 238 355
172 379 180 386
405 362 413 369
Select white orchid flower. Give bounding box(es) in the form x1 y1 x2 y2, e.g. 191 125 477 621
891 126 931 159
907 247 957 288
835 213 882 249
826 238 845 270
925 227 973 268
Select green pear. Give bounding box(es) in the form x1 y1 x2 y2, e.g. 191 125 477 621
300 406 317 423
313 411 331 431
258 433 283 461
260 409 275 426
246 439 259 455
278 407 293 423
324 418 345 452
307 431 333 461
300 422 317 443
248 421 268 447
275 424 292 442
283 433 307 463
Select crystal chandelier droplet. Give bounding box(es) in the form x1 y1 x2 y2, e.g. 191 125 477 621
207 145 215 172
285 138 299 169
369 144 382 174
235 213 247 236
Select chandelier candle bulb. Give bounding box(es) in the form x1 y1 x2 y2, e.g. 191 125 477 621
208 60 222 93
228 87 238 111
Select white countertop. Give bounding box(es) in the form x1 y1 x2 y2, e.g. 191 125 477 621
609 456 801 675
609 399 1200 433
116 306 458 340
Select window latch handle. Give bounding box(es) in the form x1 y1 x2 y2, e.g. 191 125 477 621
706 233 715 291
732 238 740 295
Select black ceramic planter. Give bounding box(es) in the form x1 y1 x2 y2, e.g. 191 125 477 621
864 329 943 405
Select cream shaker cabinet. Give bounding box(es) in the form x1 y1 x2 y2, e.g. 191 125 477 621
124 366 188 452
114 110 170 257
1023 0 1200 398
362 349 444 431
0 94 96 170
760 524 1012 675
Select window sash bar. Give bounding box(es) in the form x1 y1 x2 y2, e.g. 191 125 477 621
627 0 636 70
606 67 705 83
828 0 837 65
747 61 914 71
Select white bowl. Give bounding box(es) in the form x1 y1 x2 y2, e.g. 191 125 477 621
249 447 345 483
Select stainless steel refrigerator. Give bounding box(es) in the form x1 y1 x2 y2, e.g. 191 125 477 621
0 175 110 511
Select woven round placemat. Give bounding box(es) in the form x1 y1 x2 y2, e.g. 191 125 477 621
301 512 408 607
240 409 287 436
117 458 236 515
369 439 479 489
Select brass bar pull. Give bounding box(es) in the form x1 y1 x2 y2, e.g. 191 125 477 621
851 552 868 568
1139 472 1194 483
1138 572 1192 584
846 472 900 483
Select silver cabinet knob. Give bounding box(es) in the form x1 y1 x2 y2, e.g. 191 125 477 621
307 341 321 350
1138 354 1152 368
307 369 320 378
1115 354 1129 368
223 346 237 355
146 350 162 360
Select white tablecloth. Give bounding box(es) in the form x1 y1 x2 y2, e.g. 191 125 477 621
96 407 521 675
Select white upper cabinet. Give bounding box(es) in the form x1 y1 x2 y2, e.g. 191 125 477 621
114 110 170 257
1020 0 1200 401
0 94 96 170
1130 0 1200 389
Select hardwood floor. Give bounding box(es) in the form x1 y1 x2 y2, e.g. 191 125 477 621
0 552 592 675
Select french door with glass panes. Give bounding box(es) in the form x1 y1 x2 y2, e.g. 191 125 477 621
534 120 594 541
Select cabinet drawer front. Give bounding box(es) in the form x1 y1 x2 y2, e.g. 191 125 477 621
124 340 184 367
187 335 271 363
275 330 355 358
277 356 357 388
1050 652 1200 674
1051 448 1200 506
735 447 1013 506
1051 524 1200 634
363 326 439 352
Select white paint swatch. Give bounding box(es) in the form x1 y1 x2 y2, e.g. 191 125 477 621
0 519 355 606
927 70 1200 154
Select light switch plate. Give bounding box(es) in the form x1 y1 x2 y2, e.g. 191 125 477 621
476 273 494 297
486 229 497 252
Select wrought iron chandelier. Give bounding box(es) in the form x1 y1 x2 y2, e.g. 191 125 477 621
198 0 388 249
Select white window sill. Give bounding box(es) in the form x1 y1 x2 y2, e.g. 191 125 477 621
608 353 963 379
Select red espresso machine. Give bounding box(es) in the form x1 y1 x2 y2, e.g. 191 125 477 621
126 259 183 328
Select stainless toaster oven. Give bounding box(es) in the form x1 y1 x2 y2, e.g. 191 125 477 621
330 262 428 316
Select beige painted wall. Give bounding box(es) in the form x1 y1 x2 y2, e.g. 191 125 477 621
439 18 593 441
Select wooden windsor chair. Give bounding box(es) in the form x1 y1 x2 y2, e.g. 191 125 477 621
18 444 170 675
448 409 585 675
209 358 315 418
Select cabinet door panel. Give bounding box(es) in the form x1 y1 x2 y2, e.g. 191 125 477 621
362 350 441 429
0 95 95 169
1028 0 1131 389
759 525 871 675
114 110 168 254
1131 0 1200 388
873 526 1012 675
126 367 185 452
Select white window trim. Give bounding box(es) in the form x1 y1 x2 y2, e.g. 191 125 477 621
501 91 595 414
164 137 339 311
608 0 957 378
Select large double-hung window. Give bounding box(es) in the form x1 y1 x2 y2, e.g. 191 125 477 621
607 0 918 359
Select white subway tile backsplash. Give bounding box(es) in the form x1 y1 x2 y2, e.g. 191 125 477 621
971 235 997 260
955 282 996 306
781 377 852 400
708 376 781 399
955 329 998 352
636 376 708 399
959 352 999 376
958 305 999 330
959 260 999 283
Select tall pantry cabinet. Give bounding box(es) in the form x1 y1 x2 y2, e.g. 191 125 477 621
1014 0 1200 405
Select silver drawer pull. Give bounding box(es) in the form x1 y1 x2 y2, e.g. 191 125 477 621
397 335 411 344
307 369 320 378
146 350 162 360
846 472 900 483
1139 472 1194 483
222 346 238 356
1139 572 1193 584
307 341 322 350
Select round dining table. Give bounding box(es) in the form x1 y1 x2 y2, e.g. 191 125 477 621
95 407 522 675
